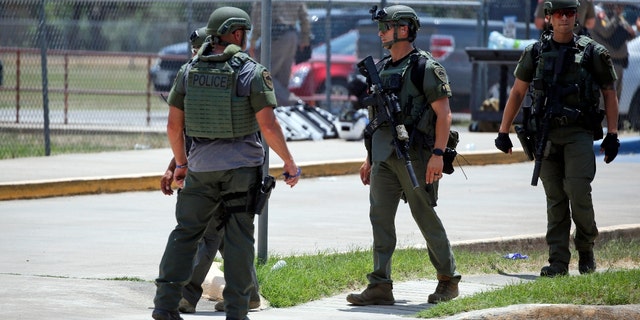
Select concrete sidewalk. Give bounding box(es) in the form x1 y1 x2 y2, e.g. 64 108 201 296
0 130 529 200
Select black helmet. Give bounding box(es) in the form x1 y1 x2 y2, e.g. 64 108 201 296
206 7 252 37
544 0 579 15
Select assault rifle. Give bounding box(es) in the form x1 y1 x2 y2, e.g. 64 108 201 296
531 46 577 186
357 55 419 189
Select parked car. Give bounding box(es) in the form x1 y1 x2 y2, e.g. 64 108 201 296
150 8 370 95
149 42 191 92
356 17 539 113
619 36 640 130
289 29 359 115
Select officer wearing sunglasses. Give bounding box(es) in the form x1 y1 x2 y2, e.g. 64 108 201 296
346 4 461 307
496 0 619 278
534 0 596 36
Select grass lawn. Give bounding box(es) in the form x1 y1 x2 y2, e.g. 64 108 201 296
250 238 640 317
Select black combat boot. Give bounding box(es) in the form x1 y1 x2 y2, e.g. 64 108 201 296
428 274 461 303
151 308 183 320
578 250 596 274
346 283 395 305
540 262 569 277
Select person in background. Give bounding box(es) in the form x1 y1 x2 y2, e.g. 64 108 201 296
534 0 595 35
152 6 301 320
249 1 311 106
159 27 263 315
346 4 461 306
590 3 636 101
495 0 619 278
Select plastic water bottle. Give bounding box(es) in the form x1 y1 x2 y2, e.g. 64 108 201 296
488 31 537 49
271 259 287 271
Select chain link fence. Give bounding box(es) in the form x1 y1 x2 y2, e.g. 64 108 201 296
1 0 637 159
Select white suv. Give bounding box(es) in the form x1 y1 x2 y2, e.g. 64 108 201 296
619 36 640 130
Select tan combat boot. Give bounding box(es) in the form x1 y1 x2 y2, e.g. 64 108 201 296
178 298 195 313
428 274 461 304
346 283 395 306
214 298 261 312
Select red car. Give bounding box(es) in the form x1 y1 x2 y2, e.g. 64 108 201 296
288 30 358 115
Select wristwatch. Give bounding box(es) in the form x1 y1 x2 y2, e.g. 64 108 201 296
432 148 444 156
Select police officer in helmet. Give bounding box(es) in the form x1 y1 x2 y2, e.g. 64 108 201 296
152 6 300 320
495 0 619 277
346 4 461 306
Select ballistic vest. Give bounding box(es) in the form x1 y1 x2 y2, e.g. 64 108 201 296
376 50 452 143
184 47 258 139
532 35 600 115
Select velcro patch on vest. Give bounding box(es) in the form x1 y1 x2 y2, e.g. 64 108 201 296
191 73 231 89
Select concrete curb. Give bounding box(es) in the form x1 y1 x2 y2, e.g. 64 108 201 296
0 150 529 201
450 224 640 253
448 303 640 320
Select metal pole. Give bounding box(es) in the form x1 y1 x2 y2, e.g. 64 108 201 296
39 0 50 156
324 0 332 112
524 0 531 39
186 0 193 60
257 0 272 265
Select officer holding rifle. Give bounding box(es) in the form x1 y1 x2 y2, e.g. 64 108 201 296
495 0 619 277
346 4 461 306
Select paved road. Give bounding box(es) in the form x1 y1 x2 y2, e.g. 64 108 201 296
0 132 638 320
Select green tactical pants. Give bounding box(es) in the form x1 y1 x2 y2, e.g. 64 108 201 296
367 154 457 284
182 220 261 308
539 125 598 266
154 166 259 320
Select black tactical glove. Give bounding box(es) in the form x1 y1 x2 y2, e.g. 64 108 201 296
495 132 513 153
600 132 619 164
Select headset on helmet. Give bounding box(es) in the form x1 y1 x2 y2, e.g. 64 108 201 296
544 0 580 15
206 7 252 37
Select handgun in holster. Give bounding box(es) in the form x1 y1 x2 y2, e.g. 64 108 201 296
515 105 536 161
515 125 536 161
253 175 276 215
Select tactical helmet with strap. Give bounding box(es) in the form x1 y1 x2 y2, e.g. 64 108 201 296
206 7 252 37
370 5 420 48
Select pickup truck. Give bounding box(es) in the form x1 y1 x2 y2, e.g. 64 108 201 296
356 17 539 113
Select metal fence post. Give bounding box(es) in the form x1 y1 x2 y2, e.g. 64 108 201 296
257 0 272 266
39 0 50 156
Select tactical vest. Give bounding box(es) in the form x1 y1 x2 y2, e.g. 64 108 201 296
375 50 457 149
531 35 600 116
184 51 259 139
375 50 435 132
